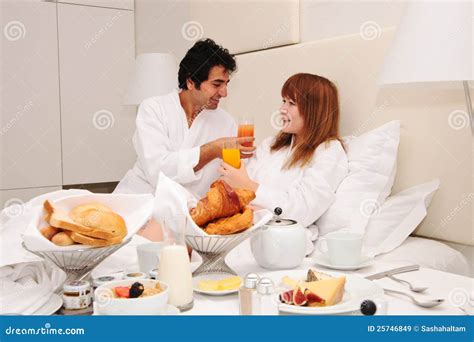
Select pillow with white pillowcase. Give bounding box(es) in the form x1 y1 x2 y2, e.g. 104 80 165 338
363 179 440 257
317 120 400 236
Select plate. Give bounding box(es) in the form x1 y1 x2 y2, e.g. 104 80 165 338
93 303 179 315
313 253 374 271
31 294 63 315
262 270 383 315
193 274 240 296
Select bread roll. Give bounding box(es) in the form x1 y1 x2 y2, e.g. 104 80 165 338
40 226 60 240
51 231 75 246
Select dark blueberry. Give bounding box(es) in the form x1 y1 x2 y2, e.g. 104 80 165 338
360 300 377 315
129 282 145 298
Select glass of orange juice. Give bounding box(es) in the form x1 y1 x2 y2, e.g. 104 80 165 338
222 140 241 169
238 117 254 150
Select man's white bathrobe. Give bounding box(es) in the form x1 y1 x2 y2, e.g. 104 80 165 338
115 89 236 197
247 136 349 253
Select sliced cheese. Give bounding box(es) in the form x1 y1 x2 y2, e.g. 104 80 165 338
304 276 346 306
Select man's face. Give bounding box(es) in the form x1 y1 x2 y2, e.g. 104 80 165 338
188 65 230 110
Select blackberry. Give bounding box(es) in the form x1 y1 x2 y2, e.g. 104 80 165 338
129 282 144 298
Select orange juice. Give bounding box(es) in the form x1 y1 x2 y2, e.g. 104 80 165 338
238 124 254 147
222 148 241 169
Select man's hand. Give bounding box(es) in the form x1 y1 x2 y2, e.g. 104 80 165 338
194 137 256 172
211 137 256 158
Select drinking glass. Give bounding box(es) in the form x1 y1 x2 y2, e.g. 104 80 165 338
157 215 194 311
222 139 241 169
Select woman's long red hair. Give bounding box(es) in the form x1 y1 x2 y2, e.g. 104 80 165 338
271 73 344 169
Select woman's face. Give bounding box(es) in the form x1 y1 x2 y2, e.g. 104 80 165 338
279 97 305 135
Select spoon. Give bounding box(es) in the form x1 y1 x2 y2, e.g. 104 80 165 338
388 274 428 293
384 288 444 308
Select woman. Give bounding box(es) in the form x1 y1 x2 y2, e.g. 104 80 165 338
218 73 348 253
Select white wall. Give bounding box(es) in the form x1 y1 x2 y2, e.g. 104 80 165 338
300 0 406 42
135 0 299 57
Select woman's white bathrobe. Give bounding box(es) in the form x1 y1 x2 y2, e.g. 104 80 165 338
115 89 237 198
247 136 349 254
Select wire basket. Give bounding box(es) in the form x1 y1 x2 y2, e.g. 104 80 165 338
185 230 257 276
22 238 132 283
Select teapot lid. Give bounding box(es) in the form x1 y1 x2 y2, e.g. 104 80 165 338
266 207 297 226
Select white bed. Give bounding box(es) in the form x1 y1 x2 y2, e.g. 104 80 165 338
220 28 472 277
375 237 470 276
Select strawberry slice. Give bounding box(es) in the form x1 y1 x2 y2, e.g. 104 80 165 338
114 286 130 298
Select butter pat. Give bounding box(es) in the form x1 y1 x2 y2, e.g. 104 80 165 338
198 276 242 291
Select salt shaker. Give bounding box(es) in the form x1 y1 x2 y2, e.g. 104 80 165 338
254 278 279 315
239 273 259 315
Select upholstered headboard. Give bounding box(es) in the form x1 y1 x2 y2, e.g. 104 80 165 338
221 28 472 246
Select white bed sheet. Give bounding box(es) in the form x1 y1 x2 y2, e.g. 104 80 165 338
375 236 470 277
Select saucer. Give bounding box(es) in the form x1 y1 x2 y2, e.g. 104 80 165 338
313 253 374 270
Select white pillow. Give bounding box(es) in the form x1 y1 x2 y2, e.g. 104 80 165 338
317 121 400 236
375 237 469 277
363 179 440 257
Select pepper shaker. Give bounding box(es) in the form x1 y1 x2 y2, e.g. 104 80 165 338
254 278 279 315
239 273 259 315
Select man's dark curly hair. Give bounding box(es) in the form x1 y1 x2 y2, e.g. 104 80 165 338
178 39 237 90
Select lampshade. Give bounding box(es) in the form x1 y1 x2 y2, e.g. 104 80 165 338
124 53 178 105
378 2 473 86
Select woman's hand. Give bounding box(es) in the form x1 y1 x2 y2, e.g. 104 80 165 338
218 161 259 192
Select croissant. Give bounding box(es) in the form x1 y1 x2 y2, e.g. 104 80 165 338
190 180 255 227
204 207 254 235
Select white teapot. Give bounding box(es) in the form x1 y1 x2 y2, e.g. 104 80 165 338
250 208 307 269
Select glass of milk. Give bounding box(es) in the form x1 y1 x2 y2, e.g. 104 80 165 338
157 215 194 312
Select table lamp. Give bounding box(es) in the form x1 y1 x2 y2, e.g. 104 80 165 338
378 1 473 133
124 53 178 105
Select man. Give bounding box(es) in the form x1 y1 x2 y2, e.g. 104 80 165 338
115 39 254 197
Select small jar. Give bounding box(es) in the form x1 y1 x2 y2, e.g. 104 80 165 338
62 280 92 310
123 271 147 280
92 275 119 290
149 268 159 280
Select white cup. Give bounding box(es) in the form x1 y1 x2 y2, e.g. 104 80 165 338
317 231 363 266
136 242 165 274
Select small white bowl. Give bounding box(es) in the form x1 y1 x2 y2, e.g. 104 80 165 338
94 279 169 315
